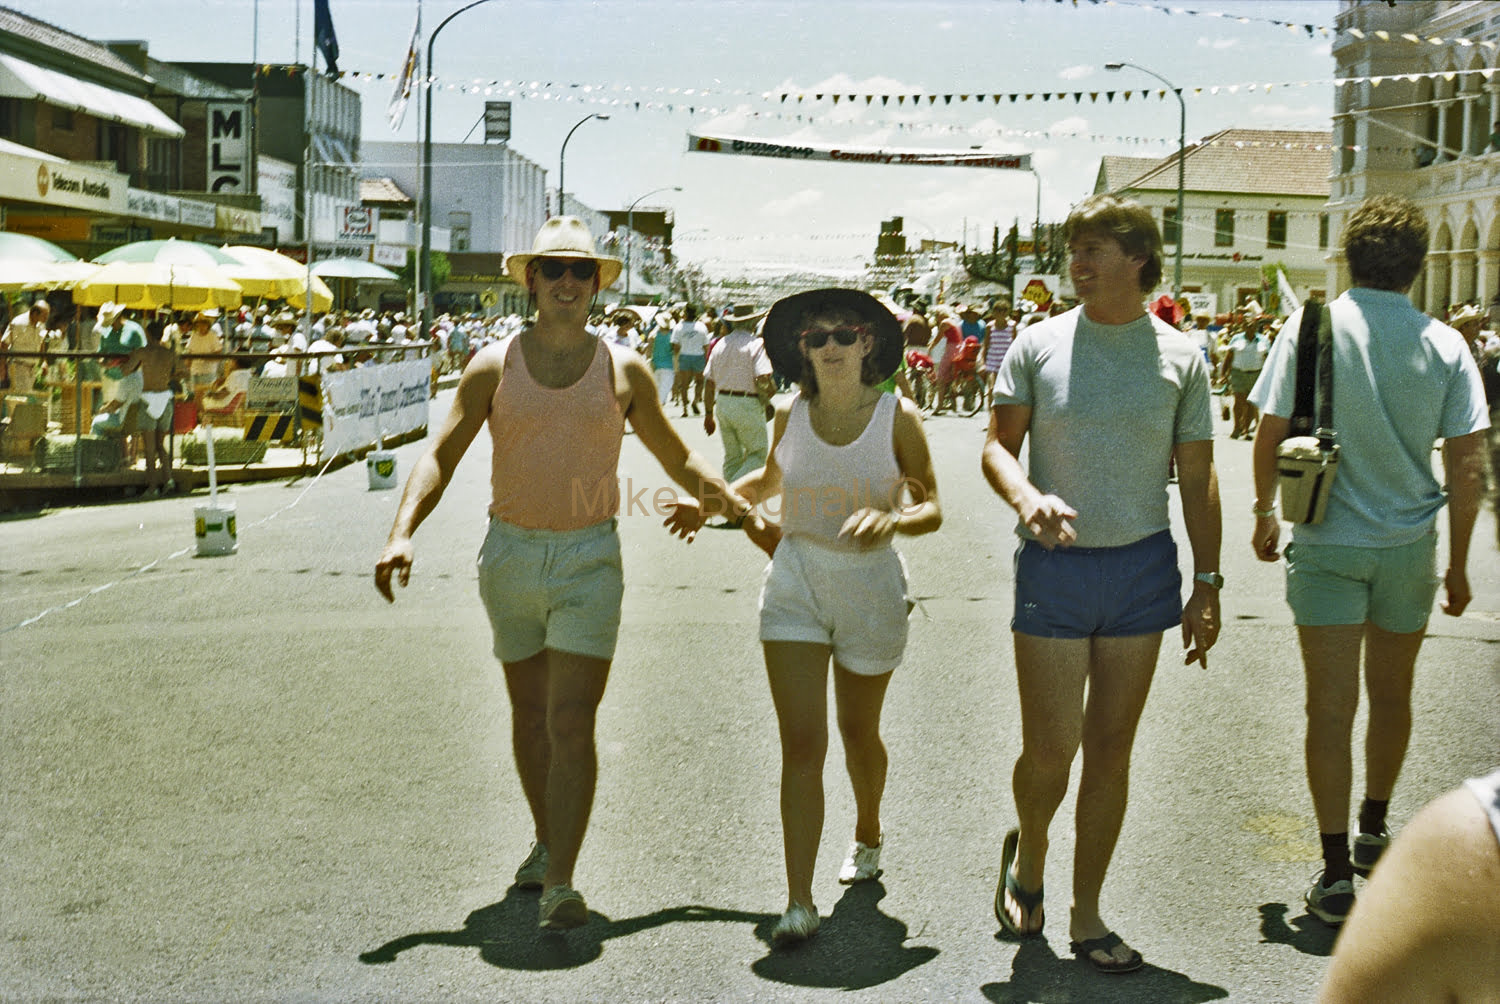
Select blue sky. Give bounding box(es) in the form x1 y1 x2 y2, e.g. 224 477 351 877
22 0 1341 275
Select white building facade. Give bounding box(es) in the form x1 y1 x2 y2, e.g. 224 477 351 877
1100 129 1334 316
360 140 548 258
1332 0 1500 314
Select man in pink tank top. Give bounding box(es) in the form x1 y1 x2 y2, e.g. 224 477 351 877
374 217 751 932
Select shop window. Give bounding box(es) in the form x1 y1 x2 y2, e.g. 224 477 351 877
52 106 73 131
1215 209 1235 247
1319 213 1329 249
1162 206 1180 246
0 98 17 139
1267 211 1287 249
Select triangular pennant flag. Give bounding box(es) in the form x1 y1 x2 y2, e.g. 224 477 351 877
927 95 937 104
882 95 889 105
897 95 905 105
832 95 840 104
1090 92 1099 102
943 95 952 105
1073 92 1082 102
1106 90 1115 102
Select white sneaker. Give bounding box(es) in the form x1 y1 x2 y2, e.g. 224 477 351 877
771 902 820 947
514 842 548 890
838 839 883 884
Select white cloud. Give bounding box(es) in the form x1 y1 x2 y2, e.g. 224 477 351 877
1059 65 1093 82
762 189 823 217
1048 116 1089 137
1197 36 1237 50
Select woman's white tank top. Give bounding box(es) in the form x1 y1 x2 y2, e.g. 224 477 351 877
774 391 902 549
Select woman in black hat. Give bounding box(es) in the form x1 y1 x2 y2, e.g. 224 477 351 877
674 288 942 946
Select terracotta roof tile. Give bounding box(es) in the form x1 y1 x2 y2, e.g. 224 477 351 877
0 8 151 85
359 177 413 204
1120 128 1333 197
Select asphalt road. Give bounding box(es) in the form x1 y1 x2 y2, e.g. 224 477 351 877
2 387 1497 1003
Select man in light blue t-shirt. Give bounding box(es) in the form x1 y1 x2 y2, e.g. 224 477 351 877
982 194 1222 974
1249 194 1489 928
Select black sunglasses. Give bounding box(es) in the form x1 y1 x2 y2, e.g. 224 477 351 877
799 325 865 349
536 258 598 281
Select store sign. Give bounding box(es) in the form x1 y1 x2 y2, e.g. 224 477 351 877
216 204 261 234
484 101 511 142
247 376 298 413
340 206 376 242
127 187 180 223
206 101 249 193
257 157 297 237
178 198 218 228
0 154 125 212
373 244 405 267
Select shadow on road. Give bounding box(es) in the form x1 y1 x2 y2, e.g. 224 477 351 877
981 938 1228 1003
749 881 938 990
1258 901 1338 957
359 887 770 971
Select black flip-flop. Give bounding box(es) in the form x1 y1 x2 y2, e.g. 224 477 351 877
993 828 1044 937
1069 931 1144 974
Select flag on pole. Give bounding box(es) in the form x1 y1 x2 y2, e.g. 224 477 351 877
1276 268 1301 316
387 9 420 131
314 0 340 76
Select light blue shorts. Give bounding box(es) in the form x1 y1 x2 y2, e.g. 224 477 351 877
677 353 706 373
1284 532 1439 633
476 517 623 663
759 534 911 675
1013 529 1182 639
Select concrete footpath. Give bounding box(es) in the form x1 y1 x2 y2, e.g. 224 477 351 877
1 385 1496 1002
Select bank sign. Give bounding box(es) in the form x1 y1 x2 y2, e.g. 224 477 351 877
206 101 250 193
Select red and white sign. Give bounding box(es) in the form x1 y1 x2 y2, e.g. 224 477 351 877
340 206 376 242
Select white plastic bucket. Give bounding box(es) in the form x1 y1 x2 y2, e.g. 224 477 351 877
367 450 398 490
194 503 237 556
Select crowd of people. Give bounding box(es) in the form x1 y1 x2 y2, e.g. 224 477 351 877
372 204 1493 998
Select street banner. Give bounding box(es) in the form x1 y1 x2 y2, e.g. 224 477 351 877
687 133 1031 170
319 358 429 457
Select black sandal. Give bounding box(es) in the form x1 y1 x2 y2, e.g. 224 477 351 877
994 828 1044 937
1069 931 1144 974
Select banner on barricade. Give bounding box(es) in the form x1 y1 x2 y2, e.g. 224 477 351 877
319 359 429 457
247 376 298 413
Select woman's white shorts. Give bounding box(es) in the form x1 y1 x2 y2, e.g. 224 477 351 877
759 534 911 675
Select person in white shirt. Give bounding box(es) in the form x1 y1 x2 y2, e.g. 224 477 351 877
671 304 711 417
702 304 775 484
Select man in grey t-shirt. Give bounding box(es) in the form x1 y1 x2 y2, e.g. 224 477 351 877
981 194 1222 974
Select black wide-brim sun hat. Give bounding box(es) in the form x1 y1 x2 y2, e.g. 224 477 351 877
762 288 904 384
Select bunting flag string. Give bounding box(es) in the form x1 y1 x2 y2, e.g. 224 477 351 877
266 63 1500 113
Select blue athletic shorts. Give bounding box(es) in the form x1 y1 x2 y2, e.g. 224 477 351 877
1013 529 1182 639
476 517 623 663
677 353 706 373
1284 532 1438 633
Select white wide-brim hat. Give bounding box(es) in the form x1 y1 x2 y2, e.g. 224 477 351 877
504 216 622 289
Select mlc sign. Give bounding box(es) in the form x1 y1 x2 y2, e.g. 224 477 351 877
206 102 249 193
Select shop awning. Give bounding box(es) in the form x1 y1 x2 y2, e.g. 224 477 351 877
0 53 185 138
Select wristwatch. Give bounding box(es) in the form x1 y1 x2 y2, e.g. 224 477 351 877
1193 571 1225 589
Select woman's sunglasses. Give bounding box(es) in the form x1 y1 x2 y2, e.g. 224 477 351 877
536 258 598 281
799 325 866 349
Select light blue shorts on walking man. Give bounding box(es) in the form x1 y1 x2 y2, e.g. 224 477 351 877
1284 532 1439 633
476 517 624 664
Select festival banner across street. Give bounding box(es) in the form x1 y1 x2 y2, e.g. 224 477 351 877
687 133 1031 170
319 359 430 458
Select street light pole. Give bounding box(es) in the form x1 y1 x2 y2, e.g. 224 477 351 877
1106 61 1185 297
624 185 682 302
557 113 609 217
1029 166 1042 270
420 0 495 344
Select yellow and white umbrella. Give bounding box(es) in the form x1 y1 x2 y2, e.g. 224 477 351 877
74 260 243 311
222 245 333 311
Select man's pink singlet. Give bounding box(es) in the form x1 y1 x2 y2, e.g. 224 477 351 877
488 336 624 530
